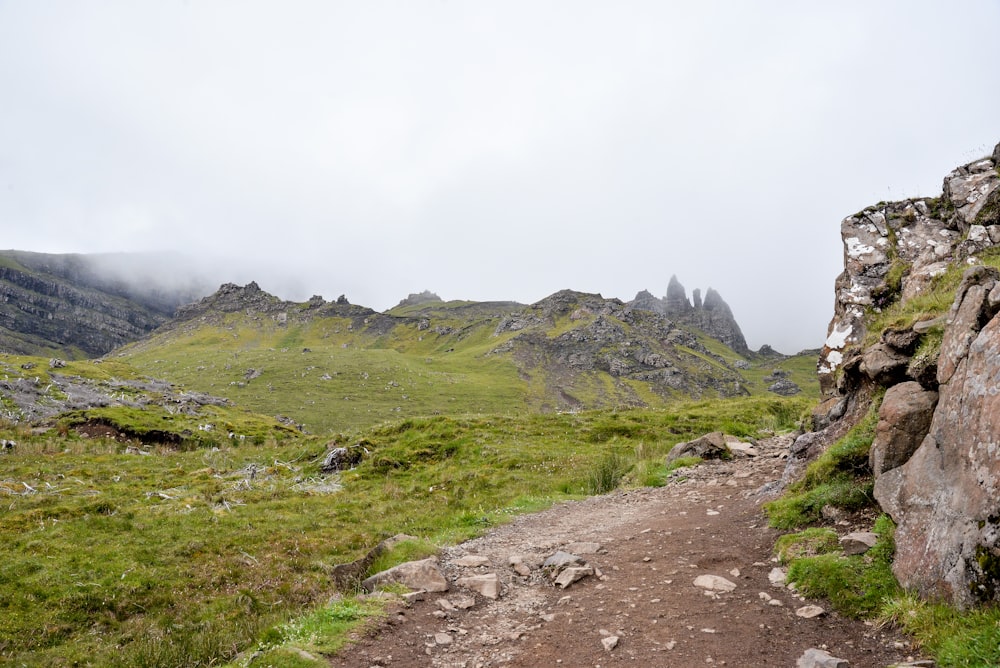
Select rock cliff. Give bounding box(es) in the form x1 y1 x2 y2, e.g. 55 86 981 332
796 141 1000 609
629 276 750 354
0 251 201 358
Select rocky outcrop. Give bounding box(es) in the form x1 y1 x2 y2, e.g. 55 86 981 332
501 290 748 410
798 141 1000 609
630 276 749 354
817 147 1000 397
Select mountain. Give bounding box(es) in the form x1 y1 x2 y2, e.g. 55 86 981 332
0 250 211 358
117 283 816 433
629 276 750 354
786 140 1000 609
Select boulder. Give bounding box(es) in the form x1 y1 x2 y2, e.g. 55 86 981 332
767 378 801 396
869 382 938 477
667 431 729 462
840 531 879 556
361 557 449 594
859 343 910 385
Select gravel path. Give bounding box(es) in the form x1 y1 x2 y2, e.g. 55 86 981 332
331 436 926 668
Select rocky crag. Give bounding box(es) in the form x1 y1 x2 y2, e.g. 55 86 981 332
796 141 1000 608
0 250 207 358
630 276 750 355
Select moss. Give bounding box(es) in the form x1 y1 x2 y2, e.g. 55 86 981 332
971 545 1000 603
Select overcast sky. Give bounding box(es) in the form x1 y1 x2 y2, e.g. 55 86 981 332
2 2 998 353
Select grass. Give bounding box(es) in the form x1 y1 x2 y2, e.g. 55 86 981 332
783 515 900 618
865 246 1000 347
764 396 881 530
881 594 1000 667
0 395 809 666
116 296 821 435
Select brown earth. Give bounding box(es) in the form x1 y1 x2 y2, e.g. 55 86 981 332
330 436 926 668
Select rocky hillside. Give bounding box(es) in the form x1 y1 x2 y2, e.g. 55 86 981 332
796 141 1000 608
630 276 750 354
0 250 207 358
118 282 814 433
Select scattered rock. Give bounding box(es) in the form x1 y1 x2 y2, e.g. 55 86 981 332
452 555 492 568
693 574 737 593
361 557 449 594
840 531 879 556
455 573 500 599
601 635 620 651
797 648 849 668
554 565 594 589
434 632 453 645
795 605 826 619
667 431 730 462
768 567 787 586
564 541 602 554
508 555 533 577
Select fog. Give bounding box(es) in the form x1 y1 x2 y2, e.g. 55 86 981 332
2 2 998 353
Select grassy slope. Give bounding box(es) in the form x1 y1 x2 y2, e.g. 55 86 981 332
119 302 819 435
0 396 811 666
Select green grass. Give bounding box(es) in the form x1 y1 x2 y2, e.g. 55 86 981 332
784 515 900 618
765 397 880 530
865 246 1000 346
0 396 808 666
882 594 1000 667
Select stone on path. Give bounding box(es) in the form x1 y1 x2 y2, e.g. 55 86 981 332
434 632 453 646
455 573 500 599
362 557 448 593
795 604 826 619
768 567 787 586
840 531 878 556
601 635 620 651
796 647 849 667
554 565 594 589
693 574 737 592
542 551 584 570
508 555 533 577
452 555 492 567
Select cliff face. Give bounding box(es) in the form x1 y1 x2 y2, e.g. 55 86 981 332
0 251 205 358
630 276 750 354
800 141 1000 609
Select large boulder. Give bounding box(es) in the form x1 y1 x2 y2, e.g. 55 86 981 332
666 431 729 462
869 382 938 478
875 275 1000 607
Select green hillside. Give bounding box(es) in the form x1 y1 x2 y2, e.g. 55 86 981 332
118 288 819 434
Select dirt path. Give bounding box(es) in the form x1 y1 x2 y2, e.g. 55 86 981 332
331 436 924 667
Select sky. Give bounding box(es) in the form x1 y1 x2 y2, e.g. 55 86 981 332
2 2 999 353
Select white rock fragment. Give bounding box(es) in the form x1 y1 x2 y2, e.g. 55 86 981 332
601 635 620 651
795 605 826 619
452 555 492 568
796 647 849 668
768 567 787 586
693 574 737 592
